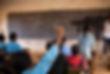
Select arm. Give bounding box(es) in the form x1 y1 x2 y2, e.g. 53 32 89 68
23 26 64 74
55 25 64 46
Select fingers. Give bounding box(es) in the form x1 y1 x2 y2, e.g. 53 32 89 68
55 25 64 37
54 25 65 46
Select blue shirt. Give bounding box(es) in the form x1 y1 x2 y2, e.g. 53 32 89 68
5 41 22 53
23 44 59 74
78 32 95 59
62 44 71 56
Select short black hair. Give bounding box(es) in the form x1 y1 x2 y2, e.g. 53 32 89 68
107 15 110 20
71 45 79 56
83 25 90 33
10 51 32 74
46 39 56 51
10 32 17 41
0 34 5 42
46 42 53 51
0 50 15 74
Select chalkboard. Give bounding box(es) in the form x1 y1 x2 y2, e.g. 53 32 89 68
8 9 110 39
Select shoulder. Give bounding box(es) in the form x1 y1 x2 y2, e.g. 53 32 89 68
49 44 59 53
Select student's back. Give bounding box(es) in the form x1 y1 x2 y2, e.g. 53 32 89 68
5 32 21 53
67 45 87 74
46 40 68 74
67 55 86 68
6 41 21 53
48 53 68 74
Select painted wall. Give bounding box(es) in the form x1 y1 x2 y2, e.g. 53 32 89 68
0 0 110 50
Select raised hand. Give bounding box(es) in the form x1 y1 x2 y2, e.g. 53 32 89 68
54 25 64 46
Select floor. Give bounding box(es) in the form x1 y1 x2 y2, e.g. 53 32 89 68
93 53 110 74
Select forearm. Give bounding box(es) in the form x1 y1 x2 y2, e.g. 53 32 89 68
55 26 64 46
56 36 63 46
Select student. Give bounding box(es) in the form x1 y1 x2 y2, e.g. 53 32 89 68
61 37 71 57
0 49 30 74
8 51 32 74
5 32 22 53
78 25 95 74
103 15 110 54
0 49 15 74
0 34 6 50
23 26 64 74
78 25 95 60
47 39 68 74
1 26 64 74
67 45 87 74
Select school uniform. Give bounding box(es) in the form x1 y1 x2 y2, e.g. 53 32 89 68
78 32 95 60
5 41 21 53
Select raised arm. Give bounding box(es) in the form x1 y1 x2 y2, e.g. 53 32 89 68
23 25 65 74
55 25 64 46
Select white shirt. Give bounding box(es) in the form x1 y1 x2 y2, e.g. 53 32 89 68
103 20 110 38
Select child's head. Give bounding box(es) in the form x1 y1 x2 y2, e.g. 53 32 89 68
9 51 32 74
10 32 17 41
46 41 53 51
83 25 90 33
46 39 56 51
71 45 80 56
0 49 14 74
107 15 110 21
0 34 5 42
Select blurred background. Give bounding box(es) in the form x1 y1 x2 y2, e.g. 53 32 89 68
0 0 110 74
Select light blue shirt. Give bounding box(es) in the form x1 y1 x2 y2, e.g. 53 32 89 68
62 44 71 56
23 44 59 74
79 32 95 59
5 41 22 53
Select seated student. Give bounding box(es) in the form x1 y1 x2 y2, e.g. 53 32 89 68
67 45 87 74
8 51 32 74
5 32 22 53
61 37 71 57
0 49 5 65
47 39 68 74
1 26 64 74
0 49 15 74
23 26 64 74
0 34 6 50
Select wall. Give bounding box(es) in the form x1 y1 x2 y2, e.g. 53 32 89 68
1 0 110 13
0 0 110 50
